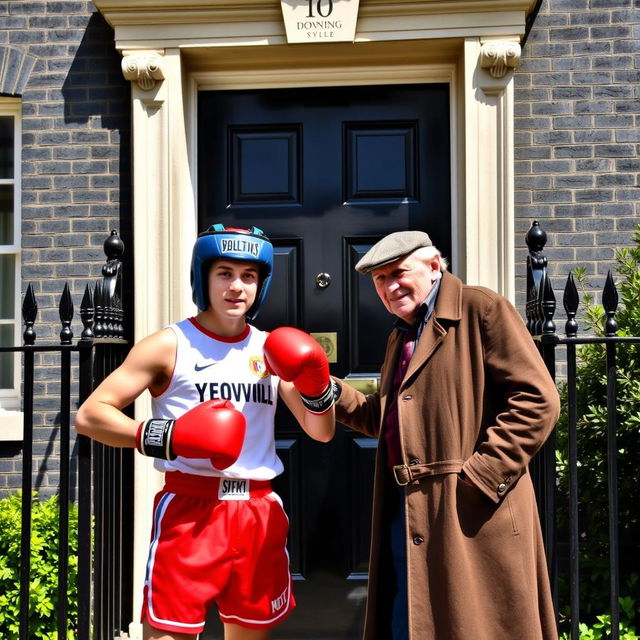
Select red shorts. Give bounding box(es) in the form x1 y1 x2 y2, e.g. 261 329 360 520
141 472 295 634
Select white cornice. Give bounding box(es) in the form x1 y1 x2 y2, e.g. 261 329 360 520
95 0 536 18
95 0 537 49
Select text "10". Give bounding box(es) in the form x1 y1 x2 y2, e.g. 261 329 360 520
307 0 334 18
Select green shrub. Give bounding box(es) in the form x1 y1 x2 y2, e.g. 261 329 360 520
555 226 640 635
559 595 638 639
0 491 79 639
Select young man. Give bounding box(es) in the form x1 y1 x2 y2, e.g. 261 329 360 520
75 224 336 640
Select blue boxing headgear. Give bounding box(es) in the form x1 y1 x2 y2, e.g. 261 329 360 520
191 224 274 320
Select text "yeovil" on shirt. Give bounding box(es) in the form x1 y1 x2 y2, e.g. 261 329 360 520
194 381 274 405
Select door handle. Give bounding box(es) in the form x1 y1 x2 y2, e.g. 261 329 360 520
344 377 380 394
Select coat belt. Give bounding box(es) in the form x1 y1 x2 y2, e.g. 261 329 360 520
392 459 464 486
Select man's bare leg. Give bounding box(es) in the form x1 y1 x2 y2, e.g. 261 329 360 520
143 617 271 640
143 618 196 640
223 622 270 640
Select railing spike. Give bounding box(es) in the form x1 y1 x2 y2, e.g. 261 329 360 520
542 273 556 336
563 272 579 338
602 270 619 337
59 283 74 345
112 292 124 338
94 280 105 337
22 283 38 345
80 284 94 340
525 260 535 332
534 279 543 336
105 285 115 338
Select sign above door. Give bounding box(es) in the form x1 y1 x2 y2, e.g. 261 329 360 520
280 0 360 43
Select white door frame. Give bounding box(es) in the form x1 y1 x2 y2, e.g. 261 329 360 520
95 2 531 635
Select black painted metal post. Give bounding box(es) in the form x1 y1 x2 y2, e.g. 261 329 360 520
19 352 34 640
525 221 559 608
57 284 74 639
77 283 95 640
538 274 558 610
603 272 620 640
76 345 93 640
18 285 37 640
563 273 580 640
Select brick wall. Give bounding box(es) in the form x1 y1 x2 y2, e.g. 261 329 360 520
0 0 131 495
2 0 639 491
514 0 640 313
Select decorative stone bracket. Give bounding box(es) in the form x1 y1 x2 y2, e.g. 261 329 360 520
479 41 521 78
121 52 165 90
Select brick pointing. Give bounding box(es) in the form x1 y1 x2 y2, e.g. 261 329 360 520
15 1 131 335
1 0 638 492
515 0 640 311
1 1 131 495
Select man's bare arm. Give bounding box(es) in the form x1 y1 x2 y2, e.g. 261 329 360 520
74 328 177 447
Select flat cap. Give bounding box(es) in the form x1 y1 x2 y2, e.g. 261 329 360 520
355 230 433 274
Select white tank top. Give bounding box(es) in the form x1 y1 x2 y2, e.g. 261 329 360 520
151 317 283 480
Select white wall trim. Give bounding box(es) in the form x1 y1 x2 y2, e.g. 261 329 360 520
461 37 517 299
0 98 22 428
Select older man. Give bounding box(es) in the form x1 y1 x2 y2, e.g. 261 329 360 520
334 230 560 640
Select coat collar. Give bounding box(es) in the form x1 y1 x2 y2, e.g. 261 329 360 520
400 270 463 385
433 270 463 323
380 270 464 405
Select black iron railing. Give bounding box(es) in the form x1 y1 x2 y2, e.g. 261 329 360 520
525 220 640 640
8 220 638 639
1 231 132 640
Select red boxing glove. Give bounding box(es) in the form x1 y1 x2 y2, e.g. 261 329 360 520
136 399 246 469
264 327 336 414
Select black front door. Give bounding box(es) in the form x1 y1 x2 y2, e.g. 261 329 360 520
198 83 451 638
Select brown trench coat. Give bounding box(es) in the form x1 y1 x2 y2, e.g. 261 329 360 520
335 271 560 640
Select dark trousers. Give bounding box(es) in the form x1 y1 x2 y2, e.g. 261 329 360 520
389 486 408 640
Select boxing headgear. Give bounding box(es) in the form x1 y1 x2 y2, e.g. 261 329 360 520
191 224 274 320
